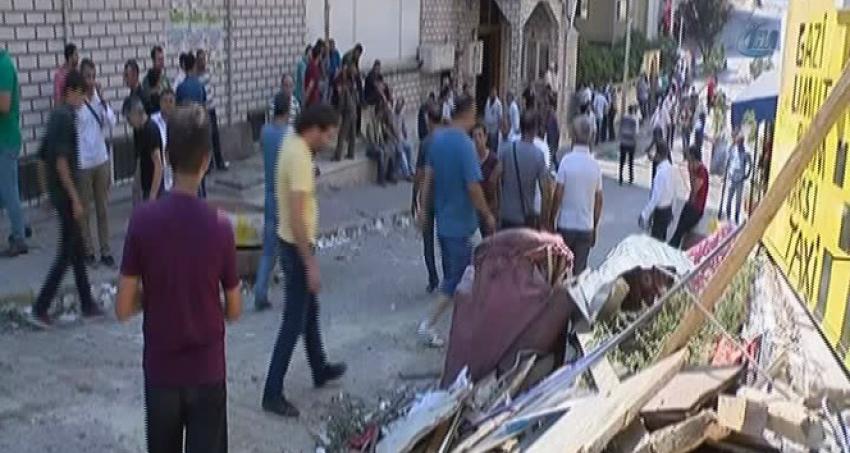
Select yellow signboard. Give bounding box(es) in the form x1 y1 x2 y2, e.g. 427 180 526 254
764 0 850 366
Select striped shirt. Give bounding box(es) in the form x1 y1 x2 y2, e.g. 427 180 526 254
198 70 215 109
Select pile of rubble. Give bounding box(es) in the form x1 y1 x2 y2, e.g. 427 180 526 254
338 228 849 452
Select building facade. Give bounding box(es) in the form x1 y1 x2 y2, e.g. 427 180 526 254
575 0 661 44
1 0 574 199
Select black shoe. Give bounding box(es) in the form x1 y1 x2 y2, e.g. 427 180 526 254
84 255 97 267
29 311 54 329
262 397 300 418
427 280 439 294
25 226 32 238
346 154 355 160
81 305 105 319
314 362 347 388
2 240 28 258
255 299 272 312
100 255 115 267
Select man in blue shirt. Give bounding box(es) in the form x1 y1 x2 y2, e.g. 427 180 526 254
254 93 291 311
416 96 496 347
175 53 206 106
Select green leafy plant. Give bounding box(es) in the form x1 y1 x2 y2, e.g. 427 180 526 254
749 57 774 80
577 31 670 87
681 0 733 63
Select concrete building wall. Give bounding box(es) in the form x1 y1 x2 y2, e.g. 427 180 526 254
0 0 306 159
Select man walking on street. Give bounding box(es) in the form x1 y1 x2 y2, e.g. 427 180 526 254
551 115 603 274
0 46 29 257
123 97 163 202
506 91 520 141
143 46 171 97
116 105 242 453
32 71 104 327
670 146 708 248
416 97 496 347
262 103 347 418
150 89 176 192
124 59 148 111
53 43 79 105
197 49 229 171
592 88 609 144
725 136 752 224
254 93 291 311
77 58 117 267
413 104 444 293
484 87 502 153
175 53 206 107
618 105 638 185
498 112 551 230
640 142 675 241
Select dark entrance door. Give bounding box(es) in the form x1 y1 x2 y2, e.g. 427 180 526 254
476 0 504 114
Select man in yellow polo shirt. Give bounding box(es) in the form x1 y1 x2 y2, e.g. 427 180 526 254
262 103 346 418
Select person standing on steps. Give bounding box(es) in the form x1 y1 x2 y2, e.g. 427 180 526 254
116 105 242 453
618 105 638 185
551 115 603 274
262 103 347 418
640 142 675 242
31 71 104 327
413 104 444 294
670 146 708 248
416 97 496 347
254 93 291 311
197 48 229 171
77 58 117 268
53 43 79 105
0 46 29 257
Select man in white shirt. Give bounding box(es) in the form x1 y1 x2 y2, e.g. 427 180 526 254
640 142 675 241
507 91 521 141
150 89 175 191
77 58 117 266
484 87 503 152
532 125 552 217
551 115 603 274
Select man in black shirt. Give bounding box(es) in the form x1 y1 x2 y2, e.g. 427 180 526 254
123 96 163 202
123 59 150 113
32 70 103 327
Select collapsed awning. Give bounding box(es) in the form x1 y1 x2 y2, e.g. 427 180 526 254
730 68 780 129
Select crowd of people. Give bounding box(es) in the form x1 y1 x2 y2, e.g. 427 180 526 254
0 30 761 451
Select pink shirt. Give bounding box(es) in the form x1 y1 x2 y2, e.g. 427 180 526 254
53 66 68 104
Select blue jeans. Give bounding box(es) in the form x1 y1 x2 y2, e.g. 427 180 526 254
0 150 25 242
397 142 413 178
438 235 473 297
262 240 328 401
254 204 279 305
727 180 745 223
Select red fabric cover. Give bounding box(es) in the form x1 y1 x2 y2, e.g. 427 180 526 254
441 229 575 387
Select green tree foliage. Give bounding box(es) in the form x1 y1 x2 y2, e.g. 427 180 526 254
577 32 677 87
681 0 733 61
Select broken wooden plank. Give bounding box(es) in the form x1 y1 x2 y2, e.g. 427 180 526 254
657 60 850 359
717 395 768 437
646 410 730 453
725 388 825 449
642 366 742 429
527 349 688 453
577 332 620 392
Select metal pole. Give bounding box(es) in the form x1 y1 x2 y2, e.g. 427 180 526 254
678 6 684 50
621 0 632 114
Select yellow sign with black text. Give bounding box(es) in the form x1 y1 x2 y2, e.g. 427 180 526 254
764 0 850 366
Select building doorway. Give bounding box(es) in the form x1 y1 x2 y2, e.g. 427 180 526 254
477 0 506 114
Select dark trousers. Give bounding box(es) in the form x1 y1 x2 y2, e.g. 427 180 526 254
422 211 439 286
669 202 703 249
145 382 228 453
650 206 674 242
596 116 606 143
209 109 226 169
559 229 593 275
335 113 356 160
606 108 617 141
619 145 635 184
34 200 94 315
263 240 328 401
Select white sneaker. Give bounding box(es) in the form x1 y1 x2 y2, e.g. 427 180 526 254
417 321 445 348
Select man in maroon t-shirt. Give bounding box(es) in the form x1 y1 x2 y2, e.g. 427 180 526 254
303 42 324 106
670 145 709 248
116 105 242 453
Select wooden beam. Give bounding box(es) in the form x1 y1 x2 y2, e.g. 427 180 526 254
657 61 850 358
528 349 688 453
646 410 730 453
